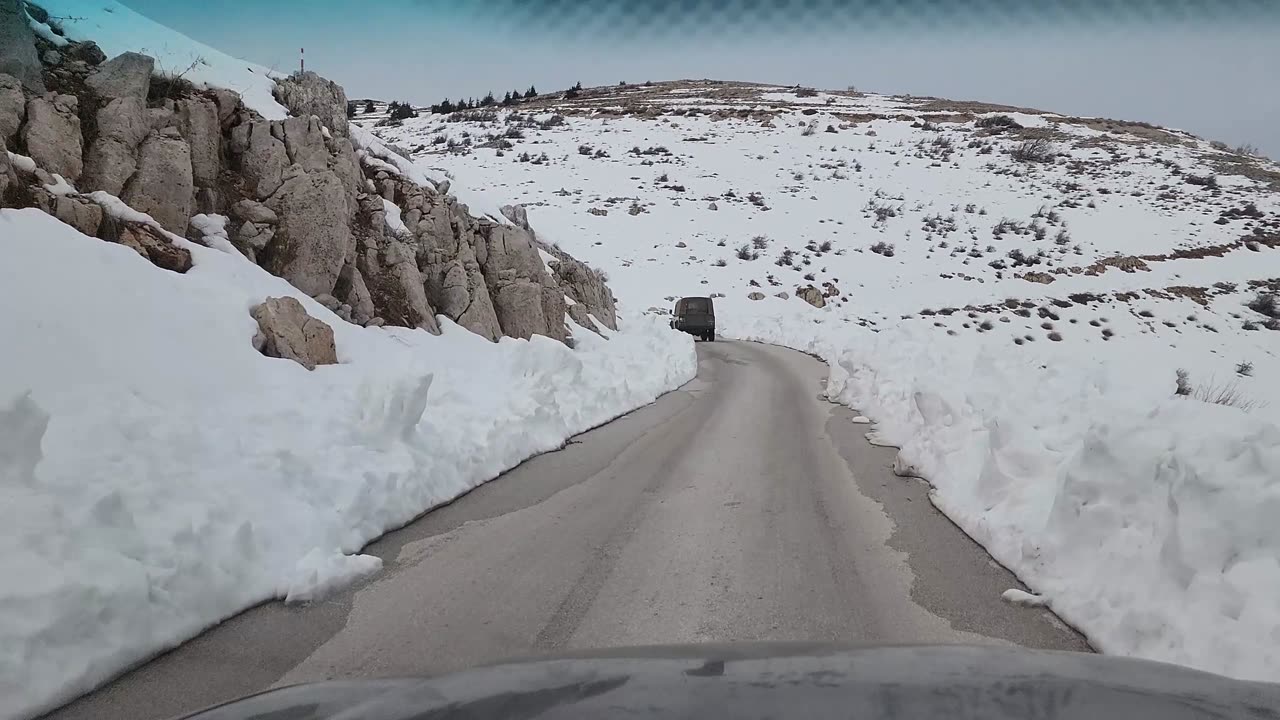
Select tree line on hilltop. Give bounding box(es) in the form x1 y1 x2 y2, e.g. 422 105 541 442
345 82 590 119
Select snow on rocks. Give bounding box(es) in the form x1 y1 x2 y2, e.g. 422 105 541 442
0 208 695 720
36 0 288 120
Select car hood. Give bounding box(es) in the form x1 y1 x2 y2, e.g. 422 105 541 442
180 643 1280 720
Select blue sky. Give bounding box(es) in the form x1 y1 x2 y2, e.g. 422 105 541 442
122 0 1279 158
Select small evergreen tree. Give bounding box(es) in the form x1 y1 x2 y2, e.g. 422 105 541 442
388 101 417 121
363 99 376 113
346 101 357 118
525 85 537 98
501 91 513 107
481 91 496 107
565 81 582 99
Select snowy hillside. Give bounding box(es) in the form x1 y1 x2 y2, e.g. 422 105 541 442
360 81 1280 681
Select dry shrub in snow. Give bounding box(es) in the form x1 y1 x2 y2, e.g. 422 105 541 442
1010 138 1056 163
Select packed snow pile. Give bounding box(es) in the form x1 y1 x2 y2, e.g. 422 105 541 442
380 80 1280 680
0 208 694 720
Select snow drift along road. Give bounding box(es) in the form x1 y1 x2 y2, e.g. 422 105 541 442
728 310 1280 683
0 208 695 720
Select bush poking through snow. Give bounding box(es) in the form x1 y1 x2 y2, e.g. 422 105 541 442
1010 138 1056 163
149 62 199 105
752 235 770 250
870 241 896 257
736 244 759 261
1247 292 1279 319
1237 362 1254 377
1188 381 1263 412
976 115 1023 131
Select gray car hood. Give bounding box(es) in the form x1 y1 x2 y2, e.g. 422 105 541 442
181 643 1280 719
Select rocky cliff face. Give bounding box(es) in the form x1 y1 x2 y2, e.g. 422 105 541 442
1 0 616 342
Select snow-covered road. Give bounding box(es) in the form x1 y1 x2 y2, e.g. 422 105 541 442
46 341 1087 720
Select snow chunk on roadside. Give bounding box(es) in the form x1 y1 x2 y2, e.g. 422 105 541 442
284 550 382 604
1002 589 1048 607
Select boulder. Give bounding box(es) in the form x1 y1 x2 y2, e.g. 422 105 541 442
775 292 789 299
429 260 472 320
121 131 194 236
176 96 220 187
34 190 103 236
106 220 193 273
328 136 363 203
0 73 21 143
333 264 375 326
748 292 765 300
234 221 274 251
41 50 61 66
492 279 547 340
64 41 106 66
0 0 43 92
81 96 148 195
263 168 352 297
273 71 349 138
210 88 243 127
796 286 826 308
539 286 569 342
499 204 530 231
477 222 545 285
85 51 153 101
230 198 277 224
280 115 328 173
250 296 337 370
566 303 598 332
229 119 287 199
534 239 617 330
358 241 439 333
22 95 81 182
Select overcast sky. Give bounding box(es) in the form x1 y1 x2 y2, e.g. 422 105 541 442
122 0 1279 158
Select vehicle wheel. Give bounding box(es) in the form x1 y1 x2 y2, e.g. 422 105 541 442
708 331 715 342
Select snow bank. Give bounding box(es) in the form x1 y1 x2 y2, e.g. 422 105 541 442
726 312 1280 682
36 0 287 120
0 208 695 720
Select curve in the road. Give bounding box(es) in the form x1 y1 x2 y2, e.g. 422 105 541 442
45 341 1087 720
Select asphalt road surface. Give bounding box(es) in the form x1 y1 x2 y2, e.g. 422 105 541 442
46 341 1088 720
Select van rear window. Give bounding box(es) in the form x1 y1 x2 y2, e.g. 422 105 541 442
683 298 711 313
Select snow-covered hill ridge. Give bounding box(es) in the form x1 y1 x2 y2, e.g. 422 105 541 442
360 80 1280 682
